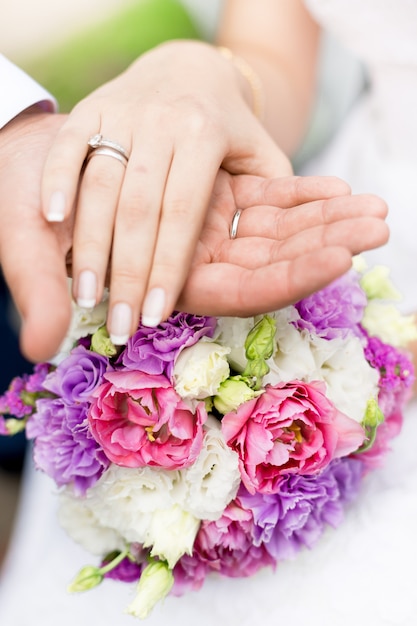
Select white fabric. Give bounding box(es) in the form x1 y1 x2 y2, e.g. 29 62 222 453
301 0 417 315
0 54 56 128
1 2 417 625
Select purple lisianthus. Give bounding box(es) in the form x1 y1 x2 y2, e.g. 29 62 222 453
26 397 109 494
238 458 363 561
294 269 367 340
118 312 217 380
43 345 110 404
173 499 275 595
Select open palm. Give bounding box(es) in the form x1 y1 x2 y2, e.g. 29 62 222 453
178 170 389 315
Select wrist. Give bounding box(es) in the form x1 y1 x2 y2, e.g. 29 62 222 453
132 39 259 117
216 46 264 119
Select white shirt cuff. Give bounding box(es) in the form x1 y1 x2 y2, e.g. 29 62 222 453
0 54 57 128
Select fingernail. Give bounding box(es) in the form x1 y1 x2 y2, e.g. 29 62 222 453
109 302 132 345
47 191 66 222
141 287 165 327
77 270 97 309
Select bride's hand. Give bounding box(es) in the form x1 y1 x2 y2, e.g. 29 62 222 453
178 170 389 315
40 40 292 345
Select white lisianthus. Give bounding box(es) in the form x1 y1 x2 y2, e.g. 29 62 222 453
264 313 379 424
58 490 124 555
265 307 317 384
215 316 257 371
126 560 174 620
311 334 379 423
362 301 417 347
173 340 231 400
183 416 240 520
143 505 200 568
84 464 187 545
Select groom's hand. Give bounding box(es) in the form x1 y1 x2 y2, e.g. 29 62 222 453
178 170 389 315
0 108 72 362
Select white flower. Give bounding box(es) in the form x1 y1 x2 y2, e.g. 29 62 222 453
144 506 200 568
126 560 174 620
362 301 417 347
215 316 256 371
58 490 124 555
264 310 379 423
173 340 230 400
310 334 379 423
265 307 317 384
183 416 241 520
84 464 187 545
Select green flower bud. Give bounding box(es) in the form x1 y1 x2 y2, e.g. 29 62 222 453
242 315 276 389
126 560 174 620
5 418 27 436
357 397 385 453
213 376 260 414
244 315 276 362
68 565 103 593
90 326 118 358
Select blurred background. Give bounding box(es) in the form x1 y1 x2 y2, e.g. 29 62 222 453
0 0 221 565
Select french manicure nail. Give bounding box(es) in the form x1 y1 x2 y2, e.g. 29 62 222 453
47 190 66 222
141 287 166 327
110 302 133 345
77 270 97 309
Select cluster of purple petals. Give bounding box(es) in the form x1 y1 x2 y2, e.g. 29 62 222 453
172 500 275 596
43 345 110 404
173 459 363 595
102 555 144 583
237 457 363 562
294 270 367 340
364 333 414 394
0 364 51 434
27 397 109 495
0 364 52 421
0 375 34 419
25 347 111 494
118 312 217 380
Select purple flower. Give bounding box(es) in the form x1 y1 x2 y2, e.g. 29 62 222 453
0 375 35 419
26 397 109 494
173 499 275 595
26 363 51 393
295 270 367 339
364 333 414 398
238 458 363 561
102 555 143 583
43 345 110 404
118 312 217 380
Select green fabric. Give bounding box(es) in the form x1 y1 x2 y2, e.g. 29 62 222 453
21 0 201 111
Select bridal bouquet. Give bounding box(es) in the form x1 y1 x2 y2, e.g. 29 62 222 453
1 258 415 619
